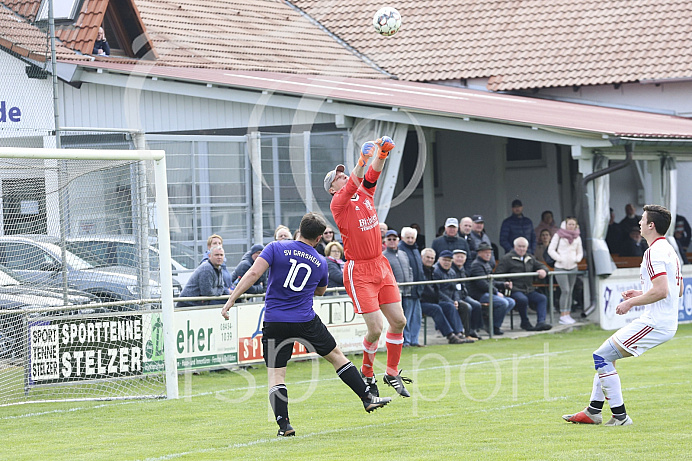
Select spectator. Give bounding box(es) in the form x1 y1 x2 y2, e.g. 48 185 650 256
274 225 292 241
293 229 301 240
200 233 232 289
434 250 475 342
605 207 625 254
535 229 553 265
495 237 553 331
431 217 470 262
618 203 641 236
230 244 267 294
547 218 583 325
674 214 691 258
619 226 648 257
379 222 388 251
500 199 536 255
325 241 345 290
420 248 467 344
468 214 495 268
398 226 425 347
315 226 336 256
93 27 110 56
383 230 418 348
410 223 426 252
534 210 559 245
450 249 483 339
467 242 516 336
177 245 228 307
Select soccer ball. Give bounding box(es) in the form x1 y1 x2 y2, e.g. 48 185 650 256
373 7 401 36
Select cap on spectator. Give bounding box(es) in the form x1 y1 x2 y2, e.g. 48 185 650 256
250 244 264 254
323 164 346 193
453 249 467 255
438 250 453 259
476 242 492 252
511 199 523 207
385 229 399 238
445 217 459 227
472 214 484 223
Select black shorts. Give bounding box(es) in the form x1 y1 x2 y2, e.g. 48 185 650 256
261 315 337 368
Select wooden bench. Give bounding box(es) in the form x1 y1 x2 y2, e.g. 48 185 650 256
611 255 642 268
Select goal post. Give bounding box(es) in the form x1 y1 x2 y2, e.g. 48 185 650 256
0 144 178 405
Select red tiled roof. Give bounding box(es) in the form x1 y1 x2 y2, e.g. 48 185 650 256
55 0 109 55
290 0 692 90
64 62 692 140
3 0 38 21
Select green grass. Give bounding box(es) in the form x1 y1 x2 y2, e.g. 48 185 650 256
3 324 692 460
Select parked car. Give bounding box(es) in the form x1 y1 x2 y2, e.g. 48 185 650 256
63 235 194 289
0 236 176 304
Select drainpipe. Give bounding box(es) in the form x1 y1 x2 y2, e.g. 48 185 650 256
578 143 634 317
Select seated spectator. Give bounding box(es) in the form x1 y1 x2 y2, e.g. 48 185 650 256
431 217 470 262
605 207 625 254
467 242 516 335
274 225 292 241
230 244 267 294
324 241 345 289
399 226 425 347
495 237 553 331
420 248 468 344
200 233 232 289
177 245 228 307
535 229 552 265
619 226 648 257
434 250 475 342
410 223 426 252
450 249 482 339
468 214 495 268
315 226 336 256
534 210 559 245
93 27 110 56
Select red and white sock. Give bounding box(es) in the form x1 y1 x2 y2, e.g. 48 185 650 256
385 332 404 376
361 338 378 378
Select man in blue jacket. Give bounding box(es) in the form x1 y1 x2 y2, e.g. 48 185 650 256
500 199 536 255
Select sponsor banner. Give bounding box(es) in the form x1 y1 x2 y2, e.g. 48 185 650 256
28 316 144 384
172 305 238 370
598 268 692 330
237 296 387 365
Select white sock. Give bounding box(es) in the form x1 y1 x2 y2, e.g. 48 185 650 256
598 365 624 408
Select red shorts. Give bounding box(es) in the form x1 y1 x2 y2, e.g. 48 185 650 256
343 254 401 314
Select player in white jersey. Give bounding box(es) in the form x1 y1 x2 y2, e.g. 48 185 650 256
563 204 682 427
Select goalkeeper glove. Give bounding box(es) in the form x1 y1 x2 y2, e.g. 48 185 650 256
359 141 377 167
375 136 395 159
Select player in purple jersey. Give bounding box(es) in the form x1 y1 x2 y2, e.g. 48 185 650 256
221 212 390 437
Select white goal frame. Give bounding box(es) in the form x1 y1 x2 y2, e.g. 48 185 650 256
0 146 178 400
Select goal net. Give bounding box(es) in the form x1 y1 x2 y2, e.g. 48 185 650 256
0 140 177 406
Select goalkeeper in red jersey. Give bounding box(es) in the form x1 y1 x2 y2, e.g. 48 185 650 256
323 136 411 398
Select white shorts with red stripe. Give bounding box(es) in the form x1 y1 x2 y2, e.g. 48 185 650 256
611 318 676 357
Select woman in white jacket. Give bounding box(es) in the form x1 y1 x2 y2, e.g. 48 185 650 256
547 217 583 324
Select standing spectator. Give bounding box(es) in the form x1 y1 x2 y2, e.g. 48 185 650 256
379 222 388 251
274 225 292 241
200 233 232 289
547 218 584 325
434 251 474 342
325 241 345 290
495 237 553 331
450 249 483 339
92 27 110 56
620 226 648 257
410 223 426 252
230 244 267 295
177 245 228 307
420 248 467 344
618 203 641 236
399 226 425 347
315 226 336 256
674 215 691 263
458 217 475 269
535 229 553 264
468 214 495 268
467 242 516 336
605 207 625 254
383 230 416 348
534 210 559 245
500 199 536 255
431 217 470 262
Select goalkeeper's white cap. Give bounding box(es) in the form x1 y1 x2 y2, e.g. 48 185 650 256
323 164 345 193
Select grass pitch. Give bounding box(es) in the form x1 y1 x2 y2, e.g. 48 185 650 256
3 323 691 460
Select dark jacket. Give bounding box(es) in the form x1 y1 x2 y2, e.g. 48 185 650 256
383 247 413 297
93 39 110 56
451 263 470 299
468 230 495 267
467 256 505 300
230 250 267 294
431 234 470 261
500 214 536 254
326 257 344 288
433 262 460 304
177 260 227 307
421 265 440 304
494 250 548 294
398 241 424 299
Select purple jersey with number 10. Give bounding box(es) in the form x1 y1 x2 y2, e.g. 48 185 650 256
259 240 329 323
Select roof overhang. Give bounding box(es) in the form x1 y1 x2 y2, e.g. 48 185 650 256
61 61 692 149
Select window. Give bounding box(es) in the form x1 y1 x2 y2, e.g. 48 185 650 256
505 138 546 168
36 0 84 24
